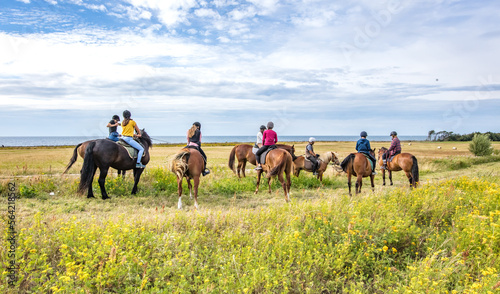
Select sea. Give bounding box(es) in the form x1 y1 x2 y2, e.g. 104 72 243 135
0 136 427 147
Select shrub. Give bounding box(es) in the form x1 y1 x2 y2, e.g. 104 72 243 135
468 133 492 156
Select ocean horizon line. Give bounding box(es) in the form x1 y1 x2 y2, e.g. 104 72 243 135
0 135 428 147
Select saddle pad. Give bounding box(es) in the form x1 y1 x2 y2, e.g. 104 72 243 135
259 146 277 165
304 156 321 170
361 153 375 171
117 139 145 159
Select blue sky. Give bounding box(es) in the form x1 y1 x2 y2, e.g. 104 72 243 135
1 0 500 137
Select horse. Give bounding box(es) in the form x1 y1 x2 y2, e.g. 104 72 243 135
63 140 126 177
77 130 152 199
254 148 293 202
228 144 296 178
170 147 205 209
293 151 340 182
340 150 376 196
378 147 419 188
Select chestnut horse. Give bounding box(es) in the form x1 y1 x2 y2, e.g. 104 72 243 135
293 151 340 182
77 130 152 199
378 147 419 188
171 147 205 209
63 140 125 177
254 148 293 202
228 144 296 177
340 150 376 196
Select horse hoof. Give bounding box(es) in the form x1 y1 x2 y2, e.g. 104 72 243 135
383 183 386 186
87 196 95 199
102 197 110 200
390 183 393 186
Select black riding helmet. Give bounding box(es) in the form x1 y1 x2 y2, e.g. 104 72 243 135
260 125 266 130
390 131 397 136
360 131 367 137
193 122 201 130
123 110 131 119
112 115 120 121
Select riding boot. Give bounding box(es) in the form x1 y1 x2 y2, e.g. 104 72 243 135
382 159 387 170
202 163 210 176
312 164 318 176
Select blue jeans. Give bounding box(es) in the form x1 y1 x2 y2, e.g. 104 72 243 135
108 132 119 142
122 136 144 163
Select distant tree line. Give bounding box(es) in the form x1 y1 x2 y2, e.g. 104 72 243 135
426 130 500 141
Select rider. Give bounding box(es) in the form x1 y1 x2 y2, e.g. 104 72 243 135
121 110 146 168
187 122 210 176
356 131 376 175
306 137 320 176
382 131 401 170
255 121 278 170
253 125 266 154
106 115 121 142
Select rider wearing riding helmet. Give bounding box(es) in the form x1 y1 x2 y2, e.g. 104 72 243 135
121 110 146 168
107 114 121 142
255 121 278 170
187 122 210 176
356 131 376 175
253 125 267 154
306 137 320 175
382 131 401 170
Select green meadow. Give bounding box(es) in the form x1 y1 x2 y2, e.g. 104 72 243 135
1 141 500 293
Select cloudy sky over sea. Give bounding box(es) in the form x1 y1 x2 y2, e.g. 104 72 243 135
1 0 499 137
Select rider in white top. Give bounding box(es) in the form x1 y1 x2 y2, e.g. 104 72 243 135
253 125 267 154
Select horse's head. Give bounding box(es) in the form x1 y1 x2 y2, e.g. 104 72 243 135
378 147 387 160
331 152 340 165
139 129 153 148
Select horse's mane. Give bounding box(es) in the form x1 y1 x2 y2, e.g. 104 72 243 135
139 129 153 148
380 146 388 152
319 152 332 162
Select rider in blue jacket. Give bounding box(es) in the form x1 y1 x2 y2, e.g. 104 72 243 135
356 131 376 175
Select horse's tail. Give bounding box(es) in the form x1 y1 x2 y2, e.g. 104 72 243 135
411 156 419 186
340 153 355 172
63 143 83 174
78 141 96 194
228 145 237 173
269 152 287 177
171 150 190 179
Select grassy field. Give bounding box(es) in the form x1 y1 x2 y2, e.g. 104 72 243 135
1 141 500 293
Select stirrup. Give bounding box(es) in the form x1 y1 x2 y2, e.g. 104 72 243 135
202 169 210 176
136 163 146 169
255 166 262 171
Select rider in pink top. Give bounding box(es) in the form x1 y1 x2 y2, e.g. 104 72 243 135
255 121 277 170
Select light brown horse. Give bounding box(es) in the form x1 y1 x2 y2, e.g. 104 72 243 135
254 148 293 202
171 147 205 209
293 151 340 182
340 150 376 196
228 144 296 177
378 147 419 188
63 140 126 177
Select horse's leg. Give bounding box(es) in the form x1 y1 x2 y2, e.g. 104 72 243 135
267 176 272 194
389 170 393 186
187 178 193 199
237 160 242 178
177 177 183 209
278 172 288 202
370 174 375 192
122 170 126 179
382 169 386 186
286 170 291 202
98 166 110 200
405 171 413 188
347 173 352 196
254 171 262 194
87 166 97 199
193 176 200 209
241 161 246 178
131 168 144 195
356 174 363 195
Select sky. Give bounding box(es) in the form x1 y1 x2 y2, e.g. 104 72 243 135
1 0 500 137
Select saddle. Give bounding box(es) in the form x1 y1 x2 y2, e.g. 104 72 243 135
184 146 207 164
304 156 321 170
117 139 145 159
258 145 277 165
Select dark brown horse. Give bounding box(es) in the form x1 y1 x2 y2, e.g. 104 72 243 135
228 144 296 177
293 151 340 182
378 147 419 188
340 150 376 196
63 140 125 177
254 148 293 202
171 147 204 209
77 130 152 199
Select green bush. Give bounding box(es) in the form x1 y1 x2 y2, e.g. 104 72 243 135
468 133 493 156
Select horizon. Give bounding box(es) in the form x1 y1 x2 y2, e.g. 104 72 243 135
1 0 500 136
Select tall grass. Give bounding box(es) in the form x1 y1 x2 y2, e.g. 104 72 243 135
1 176 499 293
